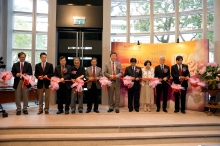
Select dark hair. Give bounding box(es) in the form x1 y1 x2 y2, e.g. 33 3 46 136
176 55 183 61
110 52 117 57
40 52 47 57
130 58 137 63
73 57 80 62
59 56 66 61
91 57 97 62
18 52 26 58
144 60 152 66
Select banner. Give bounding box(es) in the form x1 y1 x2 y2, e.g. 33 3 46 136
111 39 209 111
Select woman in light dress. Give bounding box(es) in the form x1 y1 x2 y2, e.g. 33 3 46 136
140 60 154 112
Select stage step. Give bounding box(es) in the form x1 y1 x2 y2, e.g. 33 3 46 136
0 131 220 146
1 124 220 134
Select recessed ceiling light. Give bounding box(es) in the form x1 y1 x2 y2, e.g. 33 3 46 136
67 3 74 6
86 4 92 6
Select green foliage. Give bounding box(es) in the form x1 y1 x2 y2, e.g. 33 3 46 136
197 64 220 90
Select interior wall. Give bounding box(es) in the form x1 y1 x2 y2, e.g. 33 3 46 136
56 5 103 28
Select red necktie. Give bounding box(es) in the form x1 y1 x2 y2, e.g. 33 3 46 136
61 66 64 78
178 65 182 76
112 62 115 75
93 67 96 78
42 63 45 71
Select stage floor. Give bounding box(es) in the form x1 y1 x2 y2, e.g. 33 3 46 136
0 101 220 128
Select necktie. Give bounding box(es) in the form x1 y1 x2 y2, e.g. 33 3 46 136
20 62 24 73
93 67 96 78
161 64 164 72
42 62 45 71
112 62 115 75
132 66 135 76
178 65 182 76
61 66 64 78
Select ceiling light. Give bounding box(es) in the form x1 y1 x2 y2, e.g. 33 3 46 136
86 4 92 6
67 3 73 6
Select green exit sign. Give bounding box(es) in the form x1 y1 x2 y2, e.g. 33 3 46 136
73 16 86 25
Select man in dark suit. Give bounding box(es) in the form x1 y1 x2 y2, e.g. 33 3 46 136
85 58 102 113
124 58 142 112
11 52 32 115
70 57 85 114
54 56 72 114
34 52 53 115
154 56 170 113
171 55 190 114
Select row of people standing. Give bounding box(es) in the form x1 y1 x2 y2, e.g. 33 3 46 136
11 51 189 115
125 55 190 114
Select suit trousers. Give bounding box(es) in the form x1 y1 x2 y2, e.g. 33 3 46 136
37 84 51 112
87 82 99 111
128 86 140 110
107 81 120 110
15 80 29 112
71 88 83 111
156 82 168 110
174 88 187 111
57 83 71 111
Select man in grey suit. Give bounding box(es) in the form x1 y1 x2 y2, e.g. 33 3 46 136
85 58 102 113
104 52 122 113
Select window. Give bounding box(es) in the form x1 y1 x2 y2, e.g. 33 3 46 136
179 0 202 12
14 0 33 12
111 0 127 16
110 0 214 57
12 0 48 67
179 13 202 30
154 17 175 32
130 19 150 33
154 0 175 14
130 0 150 15
13 14 32 31
13 33 32 49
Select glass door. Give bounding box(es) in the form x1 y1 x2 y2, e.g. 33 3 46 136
57 28 102 104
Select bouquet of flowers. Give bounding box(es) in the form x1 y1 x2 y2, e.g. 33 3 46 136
122 76 134 88
197 62 220 90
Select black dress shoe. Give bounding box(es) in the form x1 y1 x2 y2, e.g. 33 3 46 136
115 109 119 113
65 111 69 114
107 109 114 112
156 109 160 112
57 111 63 114
174 110 179 113
94 110 99 113
129 109 133 112
79 110 83 113
37 111 43 115
135 109 139 112
163 109 168 113
23 110 28 115
181 111 186 114
16 111 21 115
86 110 91 113
45 111 49 114
71 111 75 114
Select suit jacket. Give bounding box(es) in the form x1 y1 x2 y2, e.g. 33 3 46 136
11 61 33 89
54 64 72 89
104 61 122 84
85 66 102 89
124 66 142 89
154 64 170 85
34 62 54 89
171 64 190 88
